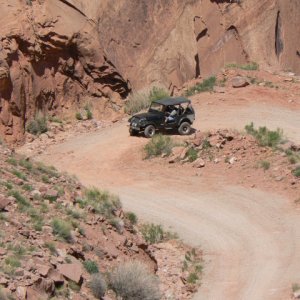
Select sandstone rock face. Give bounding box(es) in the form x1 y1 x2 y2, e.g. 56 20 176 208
0 0 300 143
0 0 129 143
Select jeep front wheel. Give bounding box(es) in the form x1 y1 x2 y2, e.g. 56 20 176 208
129 129 138 136
144 125 156 138
178 122 191 135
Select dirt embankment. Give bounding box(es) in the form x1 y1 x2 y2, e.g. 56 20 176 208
0 142 201 300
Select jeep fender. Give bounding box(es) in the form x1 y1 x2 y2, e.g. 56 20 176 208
179 118 192 125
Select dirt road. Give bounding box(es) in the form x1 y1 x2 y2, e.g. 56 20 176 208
36 98 300 300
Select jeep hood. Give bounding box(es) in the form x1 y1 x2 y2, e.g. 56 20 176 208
131 112 163 120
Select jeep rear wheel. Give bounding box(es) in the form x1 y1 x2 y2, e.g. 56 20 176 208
144 125 156 138
178 122 191 135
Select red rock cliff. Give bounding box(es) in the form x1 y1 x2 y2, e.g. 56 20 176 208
0 0 300 143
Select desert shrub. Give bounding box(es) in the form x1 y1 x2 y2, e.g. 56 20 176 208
84 104 93 120
11 169 27 181
90 273 107 299
75 112 83 120
5 256 21 268
84 187 121 218
44 242 57 255
36 162 59 178
109 218 124 233
19 159 33 171
51 218 72 242
83 260 99 274
125 212 138 225
22 184 33 192
182 248 203 285
245 122 283 147
259 160 270 170
292 283 300 292
8 190 31 209
186 76 216 96
186 148 199 162
109 261 161 300
144 134 174 158
125 87 169 115
26 114 48 135
125 91 150 115
293 166 300 177
226 62 259 71
66 208 82 219
6 157 17 166
149 87 169 103
48 116 62 123
140 223 178 244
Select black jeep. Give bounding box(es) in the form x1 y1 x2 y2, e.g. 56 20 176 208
128 97 195 138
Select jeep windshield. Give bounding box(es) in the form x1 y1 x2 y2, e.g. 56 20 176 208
149 102 164 113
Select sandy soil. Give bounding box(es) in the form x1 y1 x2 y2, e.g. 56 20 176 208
31 86 300 300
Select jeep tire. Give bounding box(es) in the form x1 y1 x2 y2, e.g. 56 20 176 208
144 125 156 138
178 122 191 135
129 128 138 136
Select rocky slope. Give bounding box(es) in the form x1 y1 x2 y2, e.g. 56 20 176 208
0 142 200 299
1 0 300 143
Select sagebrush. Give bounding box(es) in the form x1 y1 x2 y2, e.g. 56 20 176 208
109 261 161 300
144 134 174 158
245 122 283 147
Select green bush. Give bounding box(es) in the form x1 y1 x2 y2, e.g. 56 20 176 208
186 76 216 96
144 134 174 158
36 162 59 178
26 115 48 135
226 62 259 71
44 242 57 255
19 159 33 171
125 87 169 115
5 256 21 268
109 218 124 233
149 87 169 103
125 212 138 225
83 260 99 274
90 273 107 299
245 122 283 147
84 187 121 218
109 261 161 300
51 218 72 242
86 109 93 120
259 160 270 171
140 223 178 244
8 190 31 209
293 167 300 177
11 169 27 181
186 148 199 162
6 157 17 166
75 112 83 120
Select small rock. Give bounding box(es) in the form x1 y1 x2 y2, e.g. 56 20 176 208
193 158 205 168
16 286 27 299
36 264 52 277
15 268 24 277
0 194 11 211
57 263 83 284
232 76 249 88
294 290 300 299
229 157 236 164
